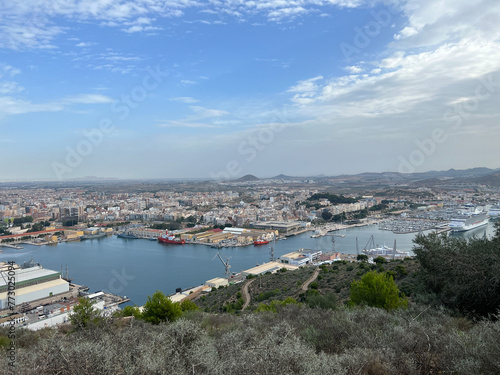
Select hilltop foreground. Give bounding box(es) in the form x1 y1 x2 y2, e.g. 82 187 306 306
1 305 499 374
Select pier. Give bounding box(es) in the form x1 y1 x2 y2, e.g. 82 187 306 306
0 243 23 249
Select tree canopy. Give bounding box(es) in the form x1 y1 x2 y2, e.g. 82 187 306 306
413 222 500 317
307 193 357 205
70 297 102 329
142 290 183 324
350 271 408 311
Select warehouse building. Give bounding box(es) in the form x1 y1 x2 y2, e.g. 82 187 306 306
279 249 322 266
205 277 229 289
242 261 299 277
251 221 302 234
0 262 70 310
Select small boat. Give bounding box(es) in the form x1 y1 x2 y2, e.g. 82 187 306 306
158 230 185 245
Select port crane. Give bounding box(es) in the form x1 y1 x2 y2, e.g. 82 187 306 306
323 233 346 252
213 249 232 279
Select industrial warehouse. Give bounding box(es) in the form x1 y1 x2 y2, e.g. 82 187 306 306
0 261 70 310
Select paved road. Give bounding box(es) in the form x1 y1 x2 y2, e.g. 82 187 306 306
301 268 320 292
241 279 255 311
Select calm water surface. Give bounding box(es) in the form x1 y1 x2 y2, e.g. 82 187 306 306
1 222 495 305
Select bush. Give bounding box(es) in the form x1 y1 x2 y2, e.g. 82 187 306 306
373 256 387 265
70 297 103 329
120 305 142 319
349 271 408 311
142 290 182 324
357 254 368 262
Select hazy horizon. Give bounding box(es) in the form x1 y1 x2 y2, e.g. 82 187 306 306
0 165 499 184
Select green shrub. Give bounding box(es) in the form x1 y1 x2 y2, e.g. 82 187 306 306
349 271 408 311
142 290 182 324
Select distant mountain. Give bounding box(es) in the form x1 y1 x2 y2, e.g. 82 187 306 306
68 176 119 181
269 174 296 180
234 174 260 182
463 171 500 186
411 167 498 180
248 168 500 186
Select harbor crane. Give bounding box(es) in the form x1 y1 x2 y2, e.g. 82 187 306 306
213 250 232 279
323 233 346 252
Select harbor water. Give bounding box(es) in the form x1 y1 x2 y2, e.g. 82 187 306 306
0 222 496 306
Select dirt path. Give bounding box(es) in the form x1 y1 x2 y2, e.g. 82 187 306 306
242 279 255 311
302 268 320 292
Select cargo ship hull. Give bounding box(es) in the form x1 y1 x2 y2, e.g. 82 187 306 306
117 232 140 239
253 240 269 245
80 233 106 240
158 237 185 245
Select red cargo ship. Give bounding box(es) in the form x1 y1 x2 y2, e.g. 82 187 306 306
253 239 269 245
158 230 185 245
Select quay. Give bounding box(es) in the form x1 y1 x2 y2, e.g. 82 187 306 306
0 243 23 249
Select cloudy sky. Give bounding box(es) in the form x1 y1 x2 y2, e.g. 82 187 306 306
0 0 499 181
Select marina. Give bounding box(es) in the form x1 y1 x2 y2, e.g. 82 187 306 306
378 218 449 234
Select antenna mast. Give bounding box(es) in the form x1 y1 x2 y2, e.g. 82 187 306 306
269 231 276 262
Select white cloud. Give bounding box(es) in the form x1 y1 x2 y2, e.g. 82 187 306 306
255 58 292 69
75 42 96 47
190 106 229 117
288 38 500 118
72 51 143 74
122 25 162 33
393 0 500 48
267 6 309 21
169 97 199 103
63 94 115 104
0 0 375 50
156 105 229 129
0 64 21 78
0 82 23 95
180 79 197 85
0 96 63 117
157 121 221 129
288 76 324 104
345 65 363 73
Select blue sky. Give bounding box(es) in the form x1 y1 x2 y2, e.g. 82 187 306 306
1 0 499 181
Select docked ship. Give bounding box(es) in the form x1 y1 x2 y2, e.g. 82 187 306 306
158 230 185 245
363 244 410 258
80 226 109 240
117 231 140 239
361 237 410 259
253 238 269 245
80 232 106 240
488 205 500 218
449 210 489 232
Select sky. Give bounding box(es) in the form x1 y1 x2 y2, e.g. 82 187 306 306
0 0 499 181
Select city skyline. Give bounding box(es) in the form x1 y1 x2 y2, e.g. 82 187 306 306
1 0 499 181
